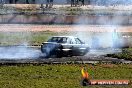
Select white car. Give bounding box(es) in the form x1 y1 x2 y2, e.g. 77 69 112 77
41 36 89 58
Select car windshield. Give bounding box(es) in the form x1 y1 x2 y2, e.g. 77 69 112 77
47 37 68 43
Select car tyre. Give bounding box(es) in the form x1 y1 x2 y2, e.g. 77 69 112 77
56 45 63 58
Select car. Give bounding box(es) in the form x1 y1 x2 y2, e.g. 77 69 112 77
41 36 90 58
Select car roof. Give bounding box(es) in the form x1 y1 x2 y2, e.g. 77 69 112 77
51 36 77 38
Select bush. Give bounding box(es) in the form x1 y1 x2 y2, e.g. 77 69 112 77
107 48 132 60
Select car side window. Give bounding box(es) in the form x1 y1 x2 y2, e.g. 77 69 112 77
75 38 82 44
48 37 60 42
58 37 67 43
67 38 73 44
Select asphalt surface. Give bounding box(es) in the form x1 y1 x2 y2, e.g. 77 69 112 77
0 46 131 64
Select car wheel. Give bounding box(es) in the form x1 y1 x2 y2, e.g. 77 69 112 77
68 50 73 57
86 47 90 52
41 45 52 58
56 45 63 58
56 52 62 58
83 48 89 55
44 50 51 58
69 46 74 56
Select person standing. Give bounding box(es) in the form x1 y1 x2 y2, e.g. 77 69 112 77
81 0 84 6
75 0 79 6
9 0 14 3
50 0 53 7
0 0 4 4
71 0 74 7
88 0 90 5
26 0 29 4
32 0 35 4
46 0 49 8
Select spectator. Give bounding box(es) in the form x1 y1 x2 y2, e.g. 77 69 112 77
0 0 5 4
13 0 27 4
9 0 13 3
81 0 84 6
26 0 29 4
88 0 90 5
46 0 49 8
75 0 79 6
15 0 18 4
46 0 54 8
32 0 35 4
71 0 75 7
50 0 53 7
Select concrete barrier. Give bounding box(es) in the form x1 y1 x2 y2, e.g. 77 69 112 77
0 14 131 25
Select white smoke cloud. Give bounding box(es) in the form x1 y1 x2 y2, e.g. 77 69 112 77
0 29 41 59
72 9 125 49
0 46 41 59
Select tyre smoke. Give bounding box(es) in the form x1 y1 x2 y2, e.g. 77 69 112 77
71 11 126 49
0 30 41 59
0 45 41 59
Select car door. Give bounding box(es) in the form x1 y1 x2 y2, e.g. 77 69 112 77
62 37 74 50
62 37 86 55
72 38 86 55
